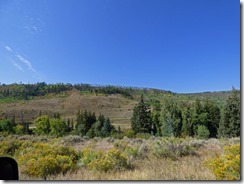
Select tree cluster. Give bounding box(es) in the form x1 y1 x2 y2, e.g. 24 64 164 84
0 118 29 135
131 90 240 138
33 115 72 137
30 110 116 138
75 110 116 138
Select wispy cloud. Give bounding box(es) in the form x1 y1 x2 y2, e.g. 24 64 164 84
16 54 36 72
5 46 13 52
24 25 42 33
11 60 24 72
4 45 37 73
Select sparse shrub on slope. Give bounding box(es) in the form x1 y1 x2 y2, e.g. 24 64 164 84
204 144 240 180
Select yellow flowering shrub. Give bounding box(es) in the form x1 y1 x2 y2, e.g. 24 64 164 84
88 149 131 172
80 148 103 166
18 142 79 179
204 144 240 180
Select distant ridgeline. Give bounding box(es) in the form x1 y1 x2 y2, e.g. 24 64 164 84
0 82 173 100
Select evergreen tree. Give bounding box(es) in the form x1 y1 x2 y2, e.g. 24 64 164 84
160 99 182 137
181 105 193 137
218 89 240 138
191 98 205 134
197 125 210 139
101 118 114 137
151 100 161 135
161 112 173 137
203 98 220 138
131 95 152 134
75 110 96 136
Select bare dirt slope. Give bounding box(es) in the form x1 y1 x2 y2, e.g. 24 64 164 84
0 89 137 129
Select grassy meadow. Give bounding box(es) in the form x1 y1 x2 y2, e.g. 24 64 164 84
0 134 239 180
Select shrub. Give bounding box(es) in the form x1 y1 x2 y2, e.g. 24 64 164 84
125 146 140 158
114 139 129 150
0 119 14 133
0 138 22 156
88 149 131 172
56 155 75 174
204 144 240 180
124 130 136 138
14 124 24 135
18 142 80 179
197 125 210 139
80 148 103 166
111 132 124 139
136 133 151 139
62 135 83 145
22 155 58 180
153 137 196 160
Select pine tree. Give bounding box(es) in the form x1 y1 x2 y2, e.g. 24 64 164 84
101 118 112 137
218 89 240 138
131 95 152 134
203 98 220 138
181 105 193 137
151 100 161 135
161 112 173 137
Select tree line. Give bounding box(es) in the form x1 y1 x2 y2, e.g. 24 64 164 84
0 110 116 138
131 89 240 138
0 82 137 99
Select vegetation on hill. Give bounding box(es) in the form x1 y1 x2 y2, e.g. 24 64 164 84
131 89 240 138
0 82 240 180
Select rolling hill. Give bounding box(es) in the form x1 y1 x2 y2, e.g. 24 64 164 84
0 83 232 130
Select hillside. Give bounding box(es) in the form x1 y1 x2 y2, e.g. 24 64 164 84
0 83 232 130
0 90 137 130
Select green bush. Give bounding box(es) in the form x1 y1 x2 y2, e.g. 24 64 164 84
80 148 103 166
136 133 151 139
0 119 14 133
14 124 24 135
153 137 196 160
124 146 141 162
197 125 210 139
111 132 124 139
33 115 50 135
50 118 70 137
124 130 136 138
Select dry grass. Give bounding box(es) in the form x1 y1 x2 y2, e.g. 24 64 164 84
46 155 215 180
16 136 239 181
0 90 135 130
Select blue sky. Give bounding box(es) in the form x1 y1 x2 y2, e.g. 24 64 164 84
0 0 240 93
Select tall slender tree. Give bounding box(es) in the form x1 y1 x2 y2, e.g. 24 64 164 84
131 95 152 134
218 89 240 138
